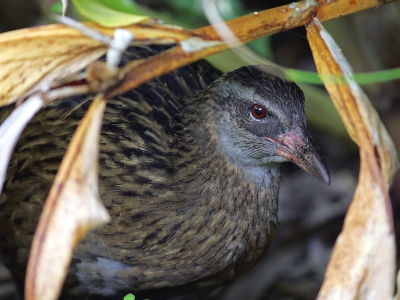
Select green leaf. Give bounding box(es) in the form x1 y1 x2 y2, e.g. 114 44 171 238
96 0 142 14
50 1 64 14
124 293 135 300
71 0 149 27
285 67 400 85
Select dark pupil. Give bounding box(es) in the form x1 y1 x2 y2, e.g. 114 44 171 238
254 106 264 115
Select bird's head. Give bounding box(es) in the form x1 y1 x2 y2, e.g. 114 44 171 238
206 65 330 185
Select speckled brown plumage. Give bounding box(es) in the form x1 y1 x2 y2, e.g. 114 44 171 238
0 45 329 300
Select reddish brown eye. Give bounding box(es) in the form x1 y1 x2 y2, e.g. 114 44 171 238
251 104 267 119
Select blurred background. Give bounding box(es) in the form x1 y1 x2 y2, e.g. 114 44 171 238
0 0 400 299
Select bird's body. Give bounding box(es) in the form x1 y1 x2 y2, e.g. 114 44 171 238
0 46 329 299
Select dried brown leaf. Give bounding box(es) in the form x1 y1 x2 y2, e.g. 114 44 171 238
24 94 110 300
0 96 44 193
0 22 198 107
307 17 398 300
0 24 107 106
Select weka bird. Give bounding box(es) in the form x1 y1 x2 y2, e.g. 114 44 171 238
0 45 329 300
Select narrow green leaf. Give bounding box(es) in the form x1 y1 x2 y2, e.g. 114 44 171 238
353 67 400 85
285 67 400 85
71 0 149 27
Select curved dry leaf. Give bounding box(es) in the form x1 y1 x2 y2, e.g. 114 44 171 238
0 24 107 106
0 22 198 107
0 96 44 194
307 17 398 300
24 94 110 300
307 17 398 185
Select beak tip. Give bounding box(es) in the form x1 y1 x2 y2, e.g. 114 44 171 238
319 169 331 186
308 155 331 186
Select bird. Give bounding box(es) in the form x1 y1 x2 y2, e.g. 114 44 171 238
0 45 329 300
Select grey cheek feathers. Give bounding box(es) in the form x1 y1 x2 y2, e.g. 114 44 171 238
215 123 281 186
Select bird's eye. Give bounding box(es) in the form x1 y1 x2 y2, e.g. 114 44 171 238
251 104 267 119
